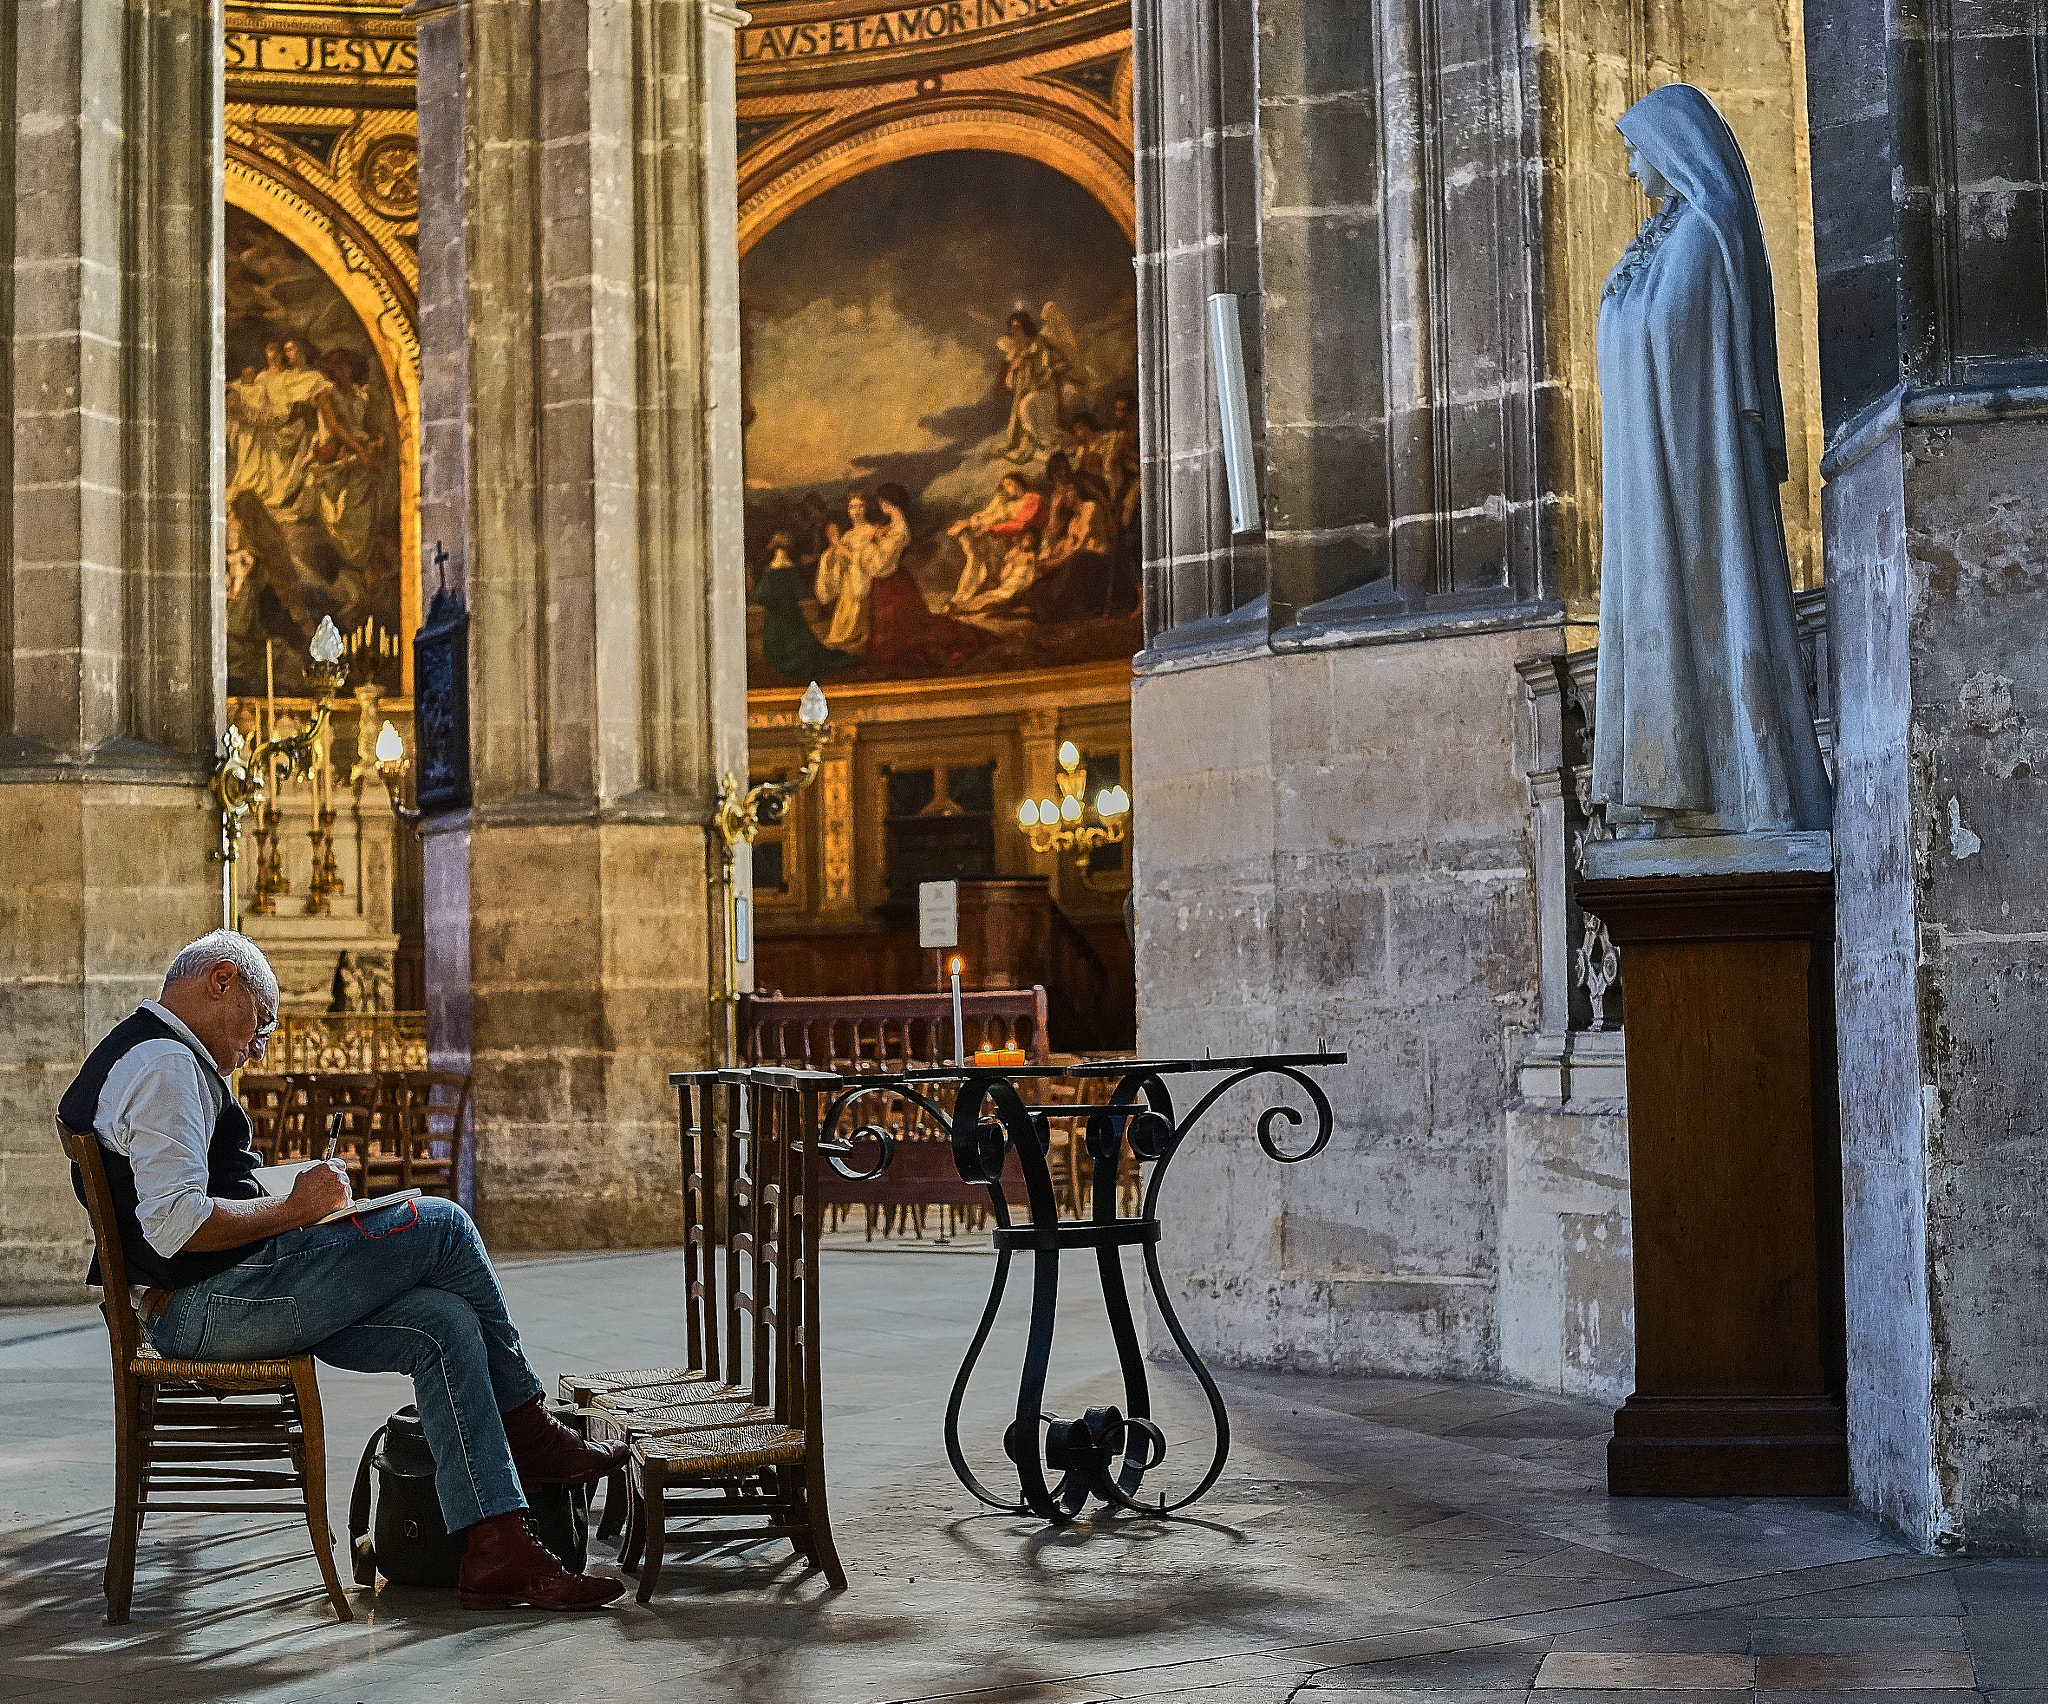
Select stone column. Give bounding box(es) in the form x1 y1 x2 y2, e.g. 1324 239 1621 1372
413 0 749 1248
1810 0 2048 1549
0 0 226 1299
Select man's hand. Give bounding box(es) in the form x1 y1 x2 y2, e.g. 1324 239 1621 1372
289 1159 353 1221
181 1160 354 1251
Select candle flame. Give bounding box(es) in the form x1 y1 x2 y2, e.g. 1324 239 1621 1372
949 956 962 976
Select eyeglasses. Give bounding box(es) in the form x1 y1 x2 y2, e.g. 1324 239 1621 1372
233 971 279 1039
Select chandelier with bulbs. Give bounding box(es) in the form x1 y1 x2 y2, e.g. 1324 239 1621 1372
1017 740 1130 873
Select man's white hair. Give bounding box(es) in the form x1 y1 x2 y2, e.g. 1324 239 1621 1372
163 930 279 1004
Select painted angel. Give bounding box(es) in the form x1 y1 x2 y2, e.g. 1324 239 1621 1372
994 302 1089 465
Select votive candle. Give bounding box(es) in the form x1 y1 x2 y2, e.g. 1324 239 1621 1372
950 956 965 1068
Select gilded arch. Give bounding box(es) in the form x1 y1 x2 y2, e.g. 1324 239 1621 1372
737 95 1135 253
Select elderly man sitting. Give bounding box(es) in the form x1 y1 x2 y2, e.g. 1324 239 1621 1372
60 930 625 1612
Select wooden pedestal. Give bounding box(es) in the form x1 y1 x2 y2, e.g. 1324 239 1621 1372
1576 868 1848 1497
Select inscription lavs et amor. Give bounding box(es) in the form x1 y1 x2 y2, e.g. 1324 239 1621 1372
739 0 1084 62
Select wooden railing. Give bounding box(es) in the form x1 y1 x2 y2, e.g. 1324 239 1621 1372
739 988 1049 1074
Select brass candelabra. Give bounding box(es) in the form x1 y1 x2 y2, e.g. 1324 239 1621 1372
711 680 833 1063
1017 740 1130 885
209 618 348 933
246 799 289 916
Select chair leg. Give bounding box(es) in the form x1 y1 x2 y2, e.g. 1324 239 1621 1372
776 1466 811 1560
618 1472 645 1572
104 1383 143 1623
634 1468 666 1604
802 1449 847 1591
292 1364 354 1622
596 1464 627 1544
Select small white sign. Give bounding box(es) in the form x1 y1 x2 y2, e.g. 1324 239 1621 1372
918 880 959 949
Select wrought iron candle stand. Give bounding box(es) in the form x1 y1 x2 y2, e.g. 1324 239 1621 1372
820 1051 1344 1526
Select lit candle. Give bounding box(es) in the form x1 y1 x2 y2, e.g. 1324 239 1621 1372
950 956 965 1068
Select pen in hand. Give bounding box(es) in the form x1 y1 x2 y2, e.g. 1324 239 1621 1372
324 1112 343 1162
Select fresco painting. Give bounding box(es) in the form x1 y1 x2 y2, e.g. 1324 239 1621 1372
741 152 1141 689
224 206 405 699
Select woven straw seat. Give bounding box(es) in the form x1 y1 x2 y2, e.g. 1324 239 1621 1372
560 1367 702 1404
132 1356 301 1387
635 1424 806 1475
610 1399 767 1432
583 1398 766 1449
58 1121 351 1624
592 1379 743 1410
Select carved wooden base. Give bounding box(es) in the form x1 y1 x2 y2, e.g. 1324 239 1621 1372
1577 865 1846 1500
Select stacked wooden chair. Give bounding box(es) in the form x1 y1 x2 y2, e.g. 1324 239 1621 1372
233 1070 471 1204
559 1067 847 1597
58 1122 351 1624
236 1072 307 1164
383 1070 472 1196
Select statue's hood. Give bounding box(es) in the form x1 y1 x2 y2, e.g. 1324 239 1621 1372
1616 83 1786 464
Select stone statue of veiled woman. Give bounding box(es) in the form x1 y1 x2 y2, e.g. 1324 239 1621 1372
1590 83 1833 837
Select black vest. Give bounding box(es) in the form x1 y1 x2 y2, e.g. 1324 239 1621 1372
60 1008 266 1290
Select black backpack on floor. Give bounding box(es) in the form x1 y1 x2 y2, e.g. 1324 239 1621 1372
348 1404 593 1588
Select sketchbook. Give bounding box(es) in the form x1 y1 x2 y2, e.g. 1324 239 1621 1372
250 1160 422 1226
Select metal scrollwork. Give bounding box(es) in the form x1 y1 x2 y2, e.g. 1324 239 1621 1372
820 1051 1344 1526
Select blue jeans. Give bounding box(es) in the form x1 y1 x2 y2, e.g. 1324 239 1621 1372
148 1196 543 1532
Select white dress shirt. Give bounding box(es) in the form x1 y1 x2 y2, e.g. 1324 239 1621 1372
94 1000 230 1262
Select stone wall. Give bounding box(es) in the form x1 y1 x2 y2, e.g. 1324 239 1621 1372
412 0 751 1249
1805 0 2048 1553
1135 627 1557 1378
1831 414 2048 1551
0 0 226 1301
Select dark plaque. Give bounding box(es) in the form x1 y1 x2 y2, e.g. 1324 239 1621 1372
412 577 471 815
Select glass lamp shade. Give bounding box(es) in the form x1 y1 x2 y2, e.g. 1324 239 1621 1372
375 720 405 764
1019 800 1040 827
1060 795 1082 823
309 616 345 665
1057 739 1081 770
798 681 829 728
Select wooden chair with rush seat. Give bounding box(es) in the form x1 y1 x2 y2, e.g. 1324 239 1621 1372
560 1067 847 1597
57 1121 352 1624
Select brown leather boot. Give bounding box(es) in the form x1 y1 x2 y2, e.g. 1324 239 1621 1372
500 1395 628 1487
458 1511 625 1611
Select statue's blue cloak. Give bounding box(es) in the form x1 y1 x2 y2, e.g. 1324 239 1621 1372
1591 83 1833 834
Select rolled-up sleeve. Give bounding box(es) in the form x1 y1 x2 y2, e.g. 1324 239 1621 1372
101 1048 218 1258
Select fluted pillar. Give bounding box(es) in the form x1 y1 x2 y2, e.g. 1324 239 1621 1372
0 0 226 1299
413 0 750 1246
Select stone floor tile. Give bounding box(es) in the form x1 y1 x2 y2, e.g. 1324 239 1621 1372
1536 1694 1752 1704
1755 1651 1976 1689
1534 1650 1755 1688
1313 1640 1552 1689
1750 1575 1964 1619
1549 1617 1754 1653
1748 1617 1968 1654
1963 1618 2048 1690
1956 1561 2048 1617
1757 1694 1981 1704
1297 1691 1531 1703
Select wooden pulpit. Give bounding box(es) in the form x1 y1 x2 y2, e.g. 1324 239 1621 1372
1577 859 1848 1496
